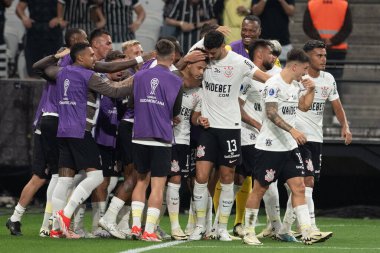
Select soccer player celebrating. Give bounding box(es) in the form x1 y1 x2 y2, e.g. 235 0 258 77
190 30 270 241
243 49 317 245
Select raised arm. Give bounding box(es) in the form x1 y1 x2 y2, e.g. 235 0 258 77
88 74 134 99
298 78 315 112
94 52 154 73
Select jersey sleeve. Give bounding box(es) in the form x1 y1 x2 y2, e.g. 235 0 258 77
263 83 280 104
241 57 259 79
239 78 252 102
328 75 340 101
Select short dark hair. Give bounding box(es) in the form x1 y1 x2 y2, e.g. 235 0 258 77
188 48 210 65
70 42 90 62
286 48 309 63
248 39 272 61
200 23 219 38
105 50 126 62
65 28 84 47
155 39 175 58
303 40 326 53
157 36 183 56
204 30 225 50
243 15 261 26
89 28 111 45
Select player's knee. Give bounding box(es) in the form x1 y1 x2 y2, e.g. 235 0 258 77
304 176 314 188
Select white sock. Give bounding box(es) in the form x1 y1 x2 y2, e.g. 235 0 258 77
279 193 296 234
73 204 86 231
131 201 145 228
244 208 259 234
107 176 119 196
263 182 282 233
104 197 125 224
145 207 160 234
206 193 213 233
166 182 181 230
10 203 26 222
193 180 208 227
157 186 167 226
52 177 74 214
294 204 312 238
41 174 58 228
63 170 103 218
91 201 106 230
305 187 317 229
218 182 234 230
117 205 131 231
185 199 196 231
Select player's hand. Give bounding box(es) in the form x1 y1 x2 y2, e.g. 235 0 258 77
128 21 141 33
342 126 352 145
184 50 206 64
22 17 34 29
301 78 315 92
49 17 61 28
142 51 156 62
197 116 210 129
290 128 307 145
54 47 70 59
180 22 195 32
173 116 181 126
216 26 231 37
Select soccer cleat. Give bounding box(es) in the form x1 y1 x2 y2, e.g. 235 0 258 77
50 229 64 238
66 230 81 239
233 223 246 238
275 233 300 242
203 227 217 240
189 225 206 241
257 227 275 239
184 226 195 237
292 230 302 239
118 227 132 239
171 227 188 240
39 227 50 237
141 231 162 242
99 217 125 239
92 227 112 238
56 210 71 238
131 226 142 239
217 228 232 242
243 233 263 246
73 228 96 239
310 231 333 243
6 219 22 236
156 226 171 240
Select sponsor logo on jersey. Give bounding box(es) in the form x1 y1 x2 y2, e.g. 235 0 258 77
254 103 262 111
244 60 253 70
180 106 192 120
224 66 234 78
204 81 232 97
310 102 325 112
213 67 221 73
282 106 297 115
171 160 180 172
196 145 206 158
264 169 276 182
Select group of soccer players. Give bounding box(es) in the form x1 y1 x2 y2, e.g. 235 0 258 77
6 14 352 246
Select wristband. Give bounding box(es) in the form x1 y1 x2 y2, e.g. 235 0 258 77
135 56 143 64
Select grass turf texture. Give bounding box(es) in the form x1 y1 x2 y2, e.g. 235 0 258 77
1 209 380 253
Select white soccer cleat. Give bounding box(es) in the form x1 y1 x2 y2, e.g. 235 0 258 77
310 231 333 243
184 226 195 237
189 225 205 241
98 217 125 239
39 228 50 237
243 233 263 245
156 226 171 240
257 227 276 239
171 227 188 240
233 223 246 238
217 228 232 242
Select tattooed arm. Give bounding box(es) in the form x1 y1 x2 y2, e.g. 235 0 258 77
266 102 307 145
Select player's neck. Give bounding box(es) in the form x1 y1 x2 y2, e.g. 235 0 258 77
308 68 320 78
280 69 294 85
182 70 200 88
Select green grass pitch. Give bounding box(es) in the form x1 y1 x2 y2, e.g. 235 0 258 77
1 209 380 253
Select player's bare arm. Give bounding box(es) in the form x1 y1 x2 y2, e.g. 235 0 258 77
298 78 316 112
331 99 352 145
266 102 306 145
239 98 262 130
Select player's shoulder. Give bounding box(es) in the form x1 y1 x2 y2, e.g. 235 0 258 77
319 71 335 83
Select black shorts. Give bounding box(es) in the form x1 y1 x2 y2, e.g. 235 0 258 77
254 148 305 186
196 128 241 168
133 143 171 177
299 142 322 181
236 145 258 178
118 121 134 166
58 131 101 171
40 116 59 175
31 133 50 180
170 144 190 178
98 144 119 177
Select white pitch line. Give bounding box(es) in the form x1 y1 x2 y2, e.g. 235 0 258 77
171 245 380 250
120 240 188 253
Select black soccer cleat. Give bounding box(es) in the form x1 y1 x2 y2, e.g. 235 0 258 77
6 218 22 236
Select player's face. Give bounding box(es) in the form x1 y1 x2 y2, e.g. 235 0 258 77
124 44 143 60
206 46 223 61
241 20 261 46
262 46 276 71
80 47 96 69
308 48 327 71
188 60 207 81
293 62 309 82
107 58 125 81
94 34 113 60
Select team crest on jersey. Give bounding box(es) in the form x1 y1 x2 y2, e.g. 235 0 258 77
150 78 159 95
306 159 314 172
171 160 180 172
321 86 329 98
250 133 256 140
224 66 234 78
265 139 272 146
264 169 276 182
196 145 206 158
63 79 70 97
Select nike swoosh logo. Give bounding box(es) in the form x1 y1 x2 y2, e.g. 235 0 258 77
229 159 237 163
